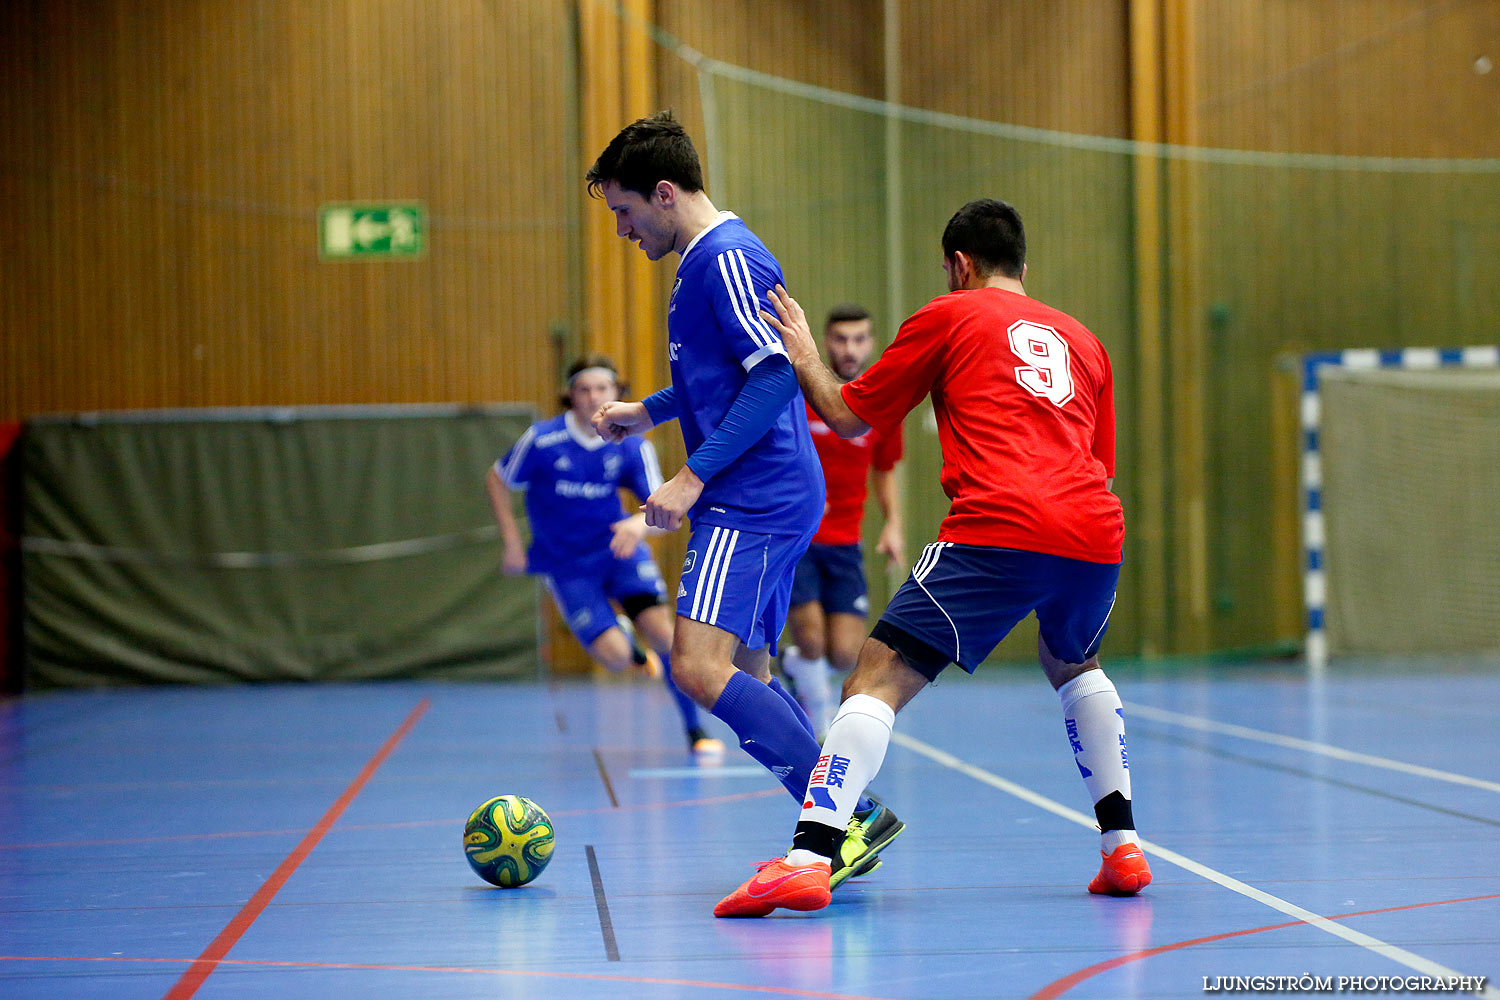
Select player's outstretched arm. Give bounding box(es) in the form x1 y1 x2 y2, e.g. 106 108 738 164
872 467 906 567
485 465 528 575
760 284 870 438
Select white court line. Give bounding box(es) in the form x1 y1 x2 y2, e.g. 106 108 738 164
891 731 1499 996
1125 702 1500 795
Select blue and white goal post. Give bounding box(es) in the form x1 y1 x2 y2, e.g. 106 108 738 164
1299 345 1500 671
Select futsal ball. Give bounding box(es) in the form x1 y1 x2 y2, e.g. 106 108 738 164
463 795 555 887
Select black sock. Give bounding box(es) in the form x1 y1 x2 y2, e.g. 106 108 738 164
1093 790 1135 833
792 820 843 860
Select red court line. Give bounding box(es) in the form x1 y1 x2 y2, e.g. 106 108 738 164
1029 892 1500 1000
1 955 893 1000
160 698 430 1000
0 785 782 852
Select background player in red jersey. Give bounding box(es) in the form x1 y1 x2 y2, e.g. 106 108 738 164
715 198 1150 918
781 304 905 737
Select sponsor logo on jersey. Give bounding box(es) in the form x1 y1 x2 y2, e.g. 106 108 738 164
682 550 696 574
604 454 622 478
553 456 573 471
668 340 681 361
853 595 869 613
554 480 613 499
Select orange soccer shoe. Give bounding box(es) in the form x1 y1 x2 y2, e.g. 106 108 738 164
1089 843 1153 896
714 858 832 918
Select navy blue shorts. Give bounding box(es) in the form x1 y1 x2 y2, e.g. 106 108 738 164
544 546 666 647
677 523 814 653
874 542 1119 678
790 542 870 617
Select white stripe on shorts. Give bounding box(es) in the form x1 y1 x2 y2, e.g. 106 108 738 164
911 542 960 663
708 530 740 625
691 527 725 621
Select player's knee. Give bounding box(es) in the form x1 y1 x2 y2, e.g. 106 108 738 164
662 650 720 705
839 637 929 711
828 641 859 673
635 610 675 654
787 618 824 659
589 629 634 673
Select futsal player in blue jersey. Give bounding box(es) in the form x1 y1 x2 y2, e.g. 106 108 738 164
487 354 723 756
585 112 903 887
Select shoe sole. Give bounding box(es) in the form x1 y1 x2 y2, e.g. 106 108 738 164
829 818 905 890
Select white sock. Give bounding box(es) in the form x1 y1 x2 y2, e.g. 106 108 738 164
796 693 895 843
781 647 834 730
1057 670 1138 853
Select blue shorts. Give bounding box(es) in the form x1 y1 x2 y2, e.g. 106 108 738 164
874 542 1120 677
544 546 666 646
790 543 870 617
677 523 813 653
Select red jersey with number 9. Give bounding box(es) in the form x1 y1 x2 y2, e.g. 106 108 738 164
840 286 1122 563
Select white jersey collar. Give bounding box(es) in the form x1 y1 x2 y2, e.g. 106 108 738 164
564 410 607 450
678 211 738 265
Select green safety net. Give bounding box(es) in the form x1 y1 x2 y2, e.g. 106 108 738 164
22 406 539 687
687 57 1500 660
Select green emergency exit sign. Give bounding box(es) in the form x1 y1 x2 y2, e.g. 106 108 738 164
319 202 426 259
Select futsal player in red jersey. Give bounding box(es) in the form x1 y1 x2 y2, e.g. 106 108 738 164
716 198 1150 917
780 304 905 737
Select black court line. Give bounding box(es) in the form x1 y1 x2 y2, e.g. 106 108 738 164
585 845 620 962
1137 724 1500 829
592 748 618 808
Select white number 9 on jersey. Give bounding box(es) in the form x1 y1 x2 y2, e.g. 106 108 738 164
1007 320 1074 407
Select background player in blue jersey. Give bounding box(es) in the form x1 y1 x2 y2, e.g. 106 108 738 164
487 354 723 756
585 112 902 887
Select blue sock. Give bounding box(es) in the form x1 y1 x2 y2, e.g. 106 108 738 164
711 671 823 803
767 676 816 738
660 652 705 736
769 677 872 812
762 671 870 815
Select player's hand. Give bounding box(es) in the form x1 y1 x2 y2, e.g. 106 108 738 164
642 465 704 532
609 514 648 558
502 538 528 575
593 400 651 443
759 284 818 366
876 521 906 569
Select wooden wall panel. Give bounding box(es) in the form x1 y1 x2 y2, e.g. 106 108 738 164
899 1 1132 137
657 0 884 100
1 0 581 423
1196 0 1500 157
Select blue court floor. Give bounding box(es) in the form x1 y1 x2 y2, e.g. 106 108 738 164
2 661 1498 999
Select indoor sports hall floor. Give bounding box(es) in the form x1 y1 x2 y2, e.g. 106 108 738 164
3 659 1498 999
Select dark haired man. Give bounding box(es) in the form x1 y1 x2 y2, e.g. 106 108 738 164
716 198 1149 917
781 304 905 736
487 355 722 756
587 112 903 888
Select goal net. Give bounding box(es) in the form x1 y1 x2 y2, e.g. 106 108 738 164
1319 367 1500 658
